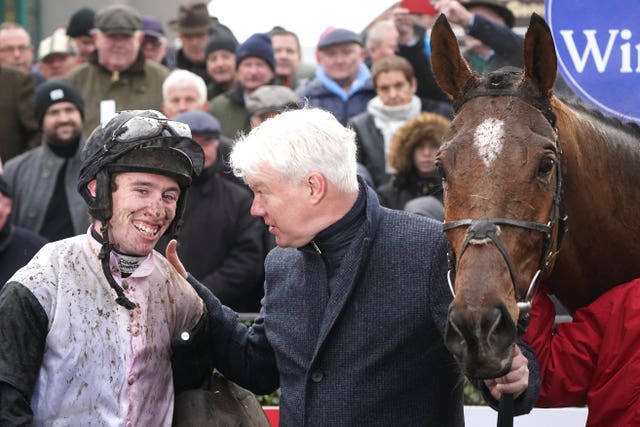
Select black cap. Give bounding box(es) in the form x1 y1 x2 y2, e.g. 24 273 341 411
67 7 95 38
317 28 361 50
205 24 238 58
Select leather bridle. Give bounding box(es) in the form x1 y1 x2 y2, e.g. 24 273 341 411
443 69 568 332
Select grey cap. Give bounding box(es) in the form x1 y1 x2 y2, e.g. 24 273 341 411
317 28 361 49
94 4 142 36
245 85 300 116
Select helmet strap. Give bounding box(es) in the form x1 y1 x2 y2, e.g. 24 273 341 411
98 223 137 310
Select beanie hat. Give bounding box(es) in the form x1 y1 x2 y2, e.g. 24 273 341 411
67 7 95 38
235 33 275 71
205 24 238 59
34 80 85 125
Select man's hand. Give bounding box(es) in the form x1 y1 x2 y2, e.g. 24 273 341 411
484 345 529 400
393 7 417 45
165 239 187 279
434 0 474 27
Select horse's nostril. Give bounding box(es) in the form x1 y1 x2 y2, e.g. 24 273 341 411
445 307 469 358
482 304 516 352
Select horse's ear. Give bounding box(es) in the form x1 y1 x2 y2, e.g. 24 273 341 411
430 14 476 100
523 13 557 99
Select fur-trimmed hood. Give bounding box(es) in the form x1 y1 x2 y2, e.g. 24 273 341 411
387 112 451 175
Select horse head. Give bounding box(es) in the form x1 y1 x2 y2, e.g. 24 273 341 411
431 14 565 379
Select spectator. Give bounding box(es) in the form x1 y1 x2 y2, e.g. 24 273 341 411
0 109 209 424
376 112 450 220
162 69 209 119
348 55 451 188
168 2 213 84
66 4 169 135
36 31 78 81
210 33 276 139
141 16 171 68
0 64 40 162
66 7 96 64
166 108 540 426
245 84 300 128
0 22 34 71
435 0 522 73
0 174 47 288
365 19 399 66
269 27 315 90
297 28 376 126
157 110 265 313
3 80 90 241
204 24 238 99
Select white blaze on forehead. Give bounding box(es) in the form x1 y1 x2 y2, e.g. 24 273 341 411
473 118 505 167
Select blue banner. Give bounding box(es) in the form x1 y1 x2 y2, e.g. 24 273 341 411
545 0 640 122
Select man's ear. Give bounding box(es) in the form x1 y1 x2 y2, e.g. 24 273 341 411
306 172 326 204
87 179 98 197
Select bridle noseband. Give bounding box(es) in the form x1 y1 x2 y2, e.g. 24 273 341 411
444 68 568 332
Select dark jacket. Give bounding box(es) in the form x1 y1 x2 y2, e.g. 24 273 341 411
173 49 210 85
0 65 40 162
0 224 47 288
465 14 524 74
157 167 264 312
209 84 252 140
191 183 540 426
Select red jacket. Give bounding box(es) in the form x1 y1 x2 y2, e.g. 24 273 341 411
522 278 640 426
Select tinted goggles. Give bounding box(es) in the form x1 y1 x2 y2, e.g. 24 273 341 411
111 115 192 143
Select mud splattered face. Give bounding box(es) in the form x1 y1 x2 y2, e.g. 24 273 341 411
108 172 180 255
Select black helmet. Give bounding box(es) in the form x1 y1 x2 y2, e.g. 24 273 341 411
78 109 204 310
78 109 204 237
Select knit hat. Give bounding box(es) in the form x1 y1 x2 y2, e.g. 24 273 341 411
66 7 95 38
94 4 142 36
34 80 85 125
235 33 275 71
205 24 238 58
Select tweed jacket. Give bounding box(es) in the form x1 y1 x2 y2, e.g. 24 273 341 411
197 185 469 426
0 65 40 162
3 138 89 237
66 51 169 136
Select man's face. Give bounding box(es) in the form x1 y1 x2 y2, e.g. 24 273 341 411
93 31 141 72
42 102 83 146
142 35 167 63
39 53 78 80
192 135 218 169
316 43 363 85
206 49 236 84
247 167 315 248
162 84 205 119
271 34 301 78
107 172 180 256
368 31 398 64
236 57 274 93
0 27 34 69
72 35 96 63
375 70 416 107
0 192 12 231
179 31 208 62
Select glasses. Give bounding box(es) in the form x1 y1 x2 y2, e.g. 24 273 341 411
0 44 31 54
112 116 191 143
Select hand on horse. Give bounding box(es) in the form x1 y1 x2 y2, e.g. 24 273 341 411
166 239 188 279
483 345 529 400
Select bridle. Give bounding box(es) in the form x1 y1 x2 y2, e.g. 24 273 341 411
443 68 569 333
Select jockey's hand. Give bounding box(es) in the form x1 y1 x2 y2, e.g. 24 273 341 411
483 345 529 400
166 239 187 279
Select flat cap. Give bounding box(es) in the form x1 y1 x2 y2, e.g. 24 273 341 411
94 4 142 36
317 28 361 49
174 110 221 137
245 85 300 116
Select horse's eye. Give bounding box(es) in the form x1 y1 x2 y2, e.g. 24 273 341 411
537 156 555 176
437 163 447 180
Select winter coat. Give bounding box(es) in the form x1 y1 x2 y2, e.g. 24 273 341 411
66 51 169 135
209 84 252 139
523 279 640 427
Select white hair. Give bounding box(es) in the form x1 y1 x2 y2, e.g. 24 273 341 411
231 108 359 193
365 19 397 51
162 69 207 105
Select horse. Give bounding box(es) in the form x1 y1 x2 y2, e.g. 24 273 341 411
429 13 640 380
